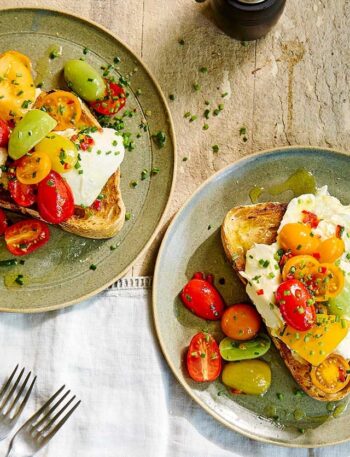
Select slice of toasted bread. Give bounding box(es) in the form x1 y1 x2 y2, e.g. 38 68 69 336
222 202 350 401
0 91 125 239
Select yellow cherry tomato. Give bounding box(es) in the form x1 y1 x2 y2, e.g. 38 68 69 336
278 223 320 255
16 151 51 184
311 354 350 394
309 263 344 301
222 360 271 395
0 50 35 121
36 90 82 130
316 237 345 263
35 133 78 173
282 255 319 281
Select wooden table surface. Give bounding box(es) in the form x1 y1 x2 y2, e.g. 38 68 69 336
2 0 349 277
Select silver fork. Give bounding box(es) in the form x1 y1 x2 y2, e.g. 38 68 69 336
6 385 81 457
0 365 36 441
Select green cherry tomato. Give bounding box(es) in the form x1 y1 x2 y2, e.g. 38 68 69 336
219 334 271 362
8 110 57 160
329 281 350 319
64 60 106 102
222 360 271 395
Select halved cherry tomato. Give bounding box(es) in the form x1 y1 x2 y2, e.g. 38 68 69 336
310 354 350 394
186 332 222 382
4 219 50 256
89 80 126 115
278 223 320 255
37 171 74 224
221 304 261 340
35 134 77 173
316 237 345 263
180 272 225 320
0 118 10 147
8 177 36 207
15 151 51 185
275 279 316 331
282 255 319 281
307 263 344 301
0 209 7 235
36 90 82 130
301 210 319 229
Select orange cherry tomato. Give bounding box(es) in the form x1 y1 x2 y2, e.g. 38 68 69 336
311 354 350 394
221 304 261 341
278 223 320 256
36 90 82 130
316 237 345 263
282 255 319 281
16 151 51 185
307 263 344 301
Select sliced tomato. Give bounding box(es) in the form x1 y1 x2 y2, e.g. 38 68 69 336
36 90 82 130
0 118 10 147
15 151 51 185
301 210 319 228
8 177 36 207
282 255 319 281
180 272 225 320
0 209 7 235
89 80 126 115
311 354 350 394
275 279 316 331
186 332 222 382
307 263 344 301
4 219 50 256
37 171 74 224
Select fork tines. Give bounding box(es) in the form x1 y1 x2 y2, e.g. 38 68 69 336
0 365 36 419
29 385 81 442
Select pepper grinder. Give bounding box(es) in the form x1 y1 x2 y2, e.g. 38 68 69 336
210 0 286 41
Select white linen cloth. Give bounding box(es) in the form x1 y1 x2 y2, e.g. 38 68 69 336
0 277 348 457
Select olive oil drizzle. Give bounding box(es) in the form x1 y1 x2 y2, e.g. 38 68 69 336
249 169 316 204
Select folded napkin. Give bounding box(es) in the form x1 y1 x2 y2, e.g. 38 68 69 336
0 278 347 456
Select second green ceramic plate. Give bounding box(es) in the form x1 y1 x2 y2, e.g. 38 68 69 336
0 8 175 312
153 147 350 447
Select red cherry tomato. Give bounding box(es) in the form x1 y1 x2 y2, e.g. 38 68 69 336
5 219 50 256
37 171 74 224
0 119 10 147
8 177 36 207
187 332 222 382
275 279 316 331
0 209 7 235
180 272 225 320
90 81 126 115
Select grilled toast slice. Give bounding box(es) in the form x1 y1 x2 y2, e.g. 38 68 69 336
222 202 350 401
0 92 125 239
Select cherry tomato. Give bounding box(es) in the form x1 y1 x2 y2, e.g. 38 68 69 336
35 133 78 173
0 209 7 235
4 219 50 256
0 118 10 147
278 223 320 256
282 255 319 281
221 304 261 340
36 90 82 130
311 354 350 394
186 332 222 382
316 237 345 263
307 263 344 301
8 177 36 207
180 272 225 320
15 151 51 185
90 80 126 115
37 171 74 224
275 279 316 331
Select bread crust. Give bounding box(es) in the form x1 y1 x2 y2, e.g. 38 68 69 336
221 202 350 401
0 91 125 239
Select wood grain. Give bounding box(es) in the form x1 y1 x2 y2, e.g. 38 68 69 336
1 0 349 278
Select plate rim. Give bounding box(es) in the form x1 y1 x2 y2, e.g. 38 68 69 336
0 6 177 313
152 145 350 448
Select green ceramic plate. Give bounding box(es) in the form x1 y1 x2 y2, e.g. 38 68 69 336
153 147 350 447
0 8 175 312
